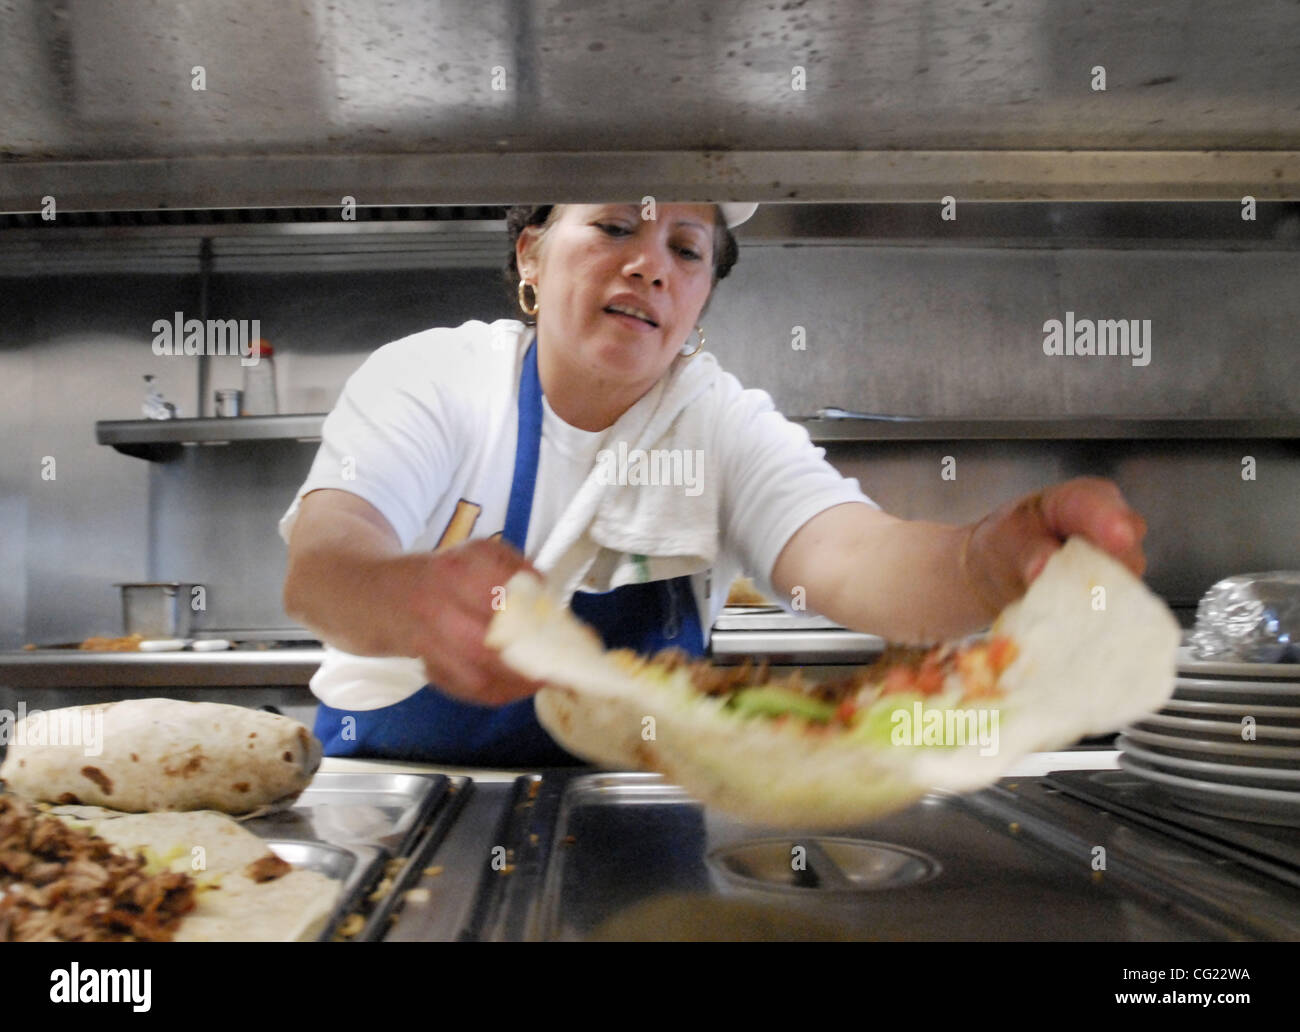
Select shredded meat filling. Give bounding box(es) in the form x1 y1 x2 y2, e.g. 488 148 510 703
0 793 196 941
680 642 949 705
690 657 772 696
244 854 292 883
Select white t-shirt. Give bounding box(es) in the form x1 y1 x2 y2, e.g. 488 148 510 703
279 319 876 710
526 396 608 556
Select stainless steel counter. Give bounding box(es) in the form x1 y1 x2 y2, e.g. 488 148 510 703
378 753 1300 942
319 750 1124 784
0 647 325 729
0 611 878 684
710 629 884 665
346 751 1132 942
0 647 325 688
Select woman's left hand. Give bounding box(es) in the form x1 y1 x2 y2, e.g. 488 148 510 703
965 476 1148 612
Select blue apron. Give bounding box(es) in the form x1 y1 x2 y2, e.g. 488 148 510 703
313 339 706 766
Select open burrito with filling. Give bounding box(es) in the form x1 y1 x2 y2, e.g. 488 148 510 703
487 536 1181 828
0 794 338 941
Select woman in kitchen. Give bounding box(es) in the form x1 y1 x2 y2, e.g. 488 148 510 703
279 202 1148 765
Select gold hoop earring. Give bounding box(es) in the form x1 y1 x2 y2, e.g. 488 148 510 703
680 326 705 359
517 279 539 316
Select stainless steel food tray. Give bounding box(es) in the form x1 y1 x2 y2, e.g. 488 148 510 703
266 839 386 943
247 772 470 941
247 772 452 857
357 777 472 942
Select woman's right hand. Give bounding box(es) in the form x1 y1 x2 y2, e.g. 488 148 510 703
394 538 548 707
284 490 546 708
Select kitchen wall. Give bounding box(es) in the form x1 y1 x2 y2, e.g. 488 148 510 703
1 240 1297 646
707 244 1300 608
0 268 503 646
1 275 194 648
710 246 1299 419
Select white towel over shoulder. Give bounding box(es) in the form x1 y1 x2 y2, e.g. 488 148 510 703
535 353 722 602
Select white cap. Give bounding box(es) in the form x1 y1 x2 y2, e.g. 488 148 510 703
718 203 759 229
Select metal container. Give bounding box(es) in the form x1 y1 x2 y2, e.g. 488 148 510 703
214 388 243 417
244 772 469 942
114 581 201 639
711 606 885 665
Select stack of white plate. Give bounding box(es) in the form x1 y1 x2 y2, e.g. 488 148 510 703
1118 645 1300 827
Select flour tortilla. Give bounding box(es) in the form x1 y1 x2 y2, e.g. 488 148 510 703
0 699 321 815
53 809 339 942
487 537 1181 827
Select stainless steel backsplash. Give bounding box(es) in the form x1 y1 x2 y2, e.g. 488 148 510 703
2 246 1297 647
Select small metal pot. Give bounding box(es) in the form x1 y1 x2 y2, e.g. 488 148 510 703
215 388 243 417
115 582 202 639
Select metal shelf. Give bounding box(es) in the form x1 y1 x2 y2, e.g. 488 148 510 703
95 414 326 460
0 646 325 688
96 414 1300 461
795 417 1300 443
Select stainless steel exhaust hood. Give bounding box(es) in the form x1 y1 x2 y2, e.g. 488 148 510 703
1 0 1298 212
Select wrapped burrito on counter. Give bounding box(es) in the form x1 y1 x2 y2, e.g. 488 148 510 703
0 699 321 815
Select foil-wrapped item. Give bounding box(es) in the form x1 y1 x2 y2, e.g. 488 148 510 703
1190 571 1300 663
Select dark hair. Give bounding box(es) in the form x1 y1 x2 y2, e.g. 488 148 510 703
503 204 740 325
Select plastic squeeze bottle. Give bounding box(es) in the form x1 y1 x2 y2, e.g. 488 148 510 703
242 338 279 415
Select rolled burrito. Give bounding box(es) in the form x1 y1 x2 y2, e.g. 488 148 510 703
0 699 321 815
